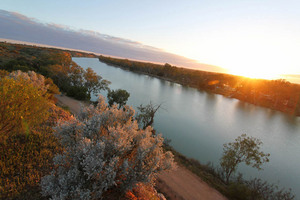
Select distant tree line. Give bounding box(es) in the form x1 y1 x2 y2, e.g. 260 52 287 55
99 55 300 116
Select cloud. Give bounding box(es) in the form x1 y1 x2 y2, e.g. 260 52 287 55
10 11 34 21
0 9 224 72
47 23 73 31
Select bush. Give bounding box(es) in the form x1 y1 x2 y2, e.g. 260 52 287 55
0 128 59 199
0 104 71 199
41 96 174 200
0 71 68 199
8 70 59 102
245 178 295 200
0 76 51 135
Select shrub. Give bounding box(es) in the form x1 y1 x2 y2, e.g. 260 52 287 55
8 70 59 102
0 71 67 199
0 104 71 199
0 76 51 135
41 96 174 200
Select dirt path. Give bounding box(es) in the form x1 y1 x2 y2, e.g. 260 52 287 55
55 94 227 200
156 166 227 200
55 94 86 114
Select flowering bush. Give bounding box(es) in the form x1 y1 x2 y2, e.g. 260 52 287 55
9 70 59 101
41 96 174 200
0 75 51 135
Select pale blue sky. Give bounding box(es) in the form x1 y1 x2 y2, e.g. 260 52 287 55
1 0 300 76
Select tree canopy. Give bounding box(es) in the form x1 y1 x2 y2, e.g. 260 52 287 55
220 134 270 183
49 62 110 100
107 89 130 108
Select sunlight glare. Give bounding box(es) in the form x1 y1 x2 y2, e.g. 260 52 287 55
189 27 300 80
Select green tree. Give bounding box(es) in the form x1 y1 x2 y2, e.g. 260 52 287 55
83 67 110 97
220 134 270 183
69 62 85 87
107 89 130 108
48 62 109 100
48 64 70 91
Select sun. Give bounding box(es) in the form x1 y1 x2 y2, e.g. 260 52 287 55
209 40 285 80
188 28 300 81
227 65 282 80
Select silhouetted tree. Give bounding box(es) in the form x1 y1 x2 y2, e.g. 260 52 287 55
136 102 161 129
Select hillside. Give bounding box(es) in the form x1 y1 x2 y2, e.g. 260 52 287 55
0 42 172 200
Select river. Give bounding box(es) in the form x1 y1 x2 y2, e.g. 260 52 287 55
73 57 300 197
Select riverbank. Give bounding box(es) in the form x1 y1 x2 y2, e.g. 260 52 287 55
98 56 300 117
55 94 227 200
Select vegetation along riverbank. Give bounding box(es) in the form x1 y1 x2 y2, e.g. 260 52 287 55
0 41 296 199
99 55 300 117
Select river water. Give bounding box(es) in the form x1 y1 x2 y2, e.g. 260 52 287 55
73 57 300 197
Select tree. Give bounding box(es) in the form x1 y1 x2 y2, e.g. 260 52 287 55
41 96 174 200
107 89 130 108
48 62 110 100
83 67 110 97
135 102 161 129
69 62 85 87
220 134 270 183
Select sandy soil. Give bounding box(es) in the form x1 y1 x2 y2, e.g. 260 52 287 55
55 94 86 114
157 166 227 200
55 94 227 200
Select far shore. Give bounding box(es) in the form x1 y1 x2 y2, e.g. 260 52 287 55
96 57 300 117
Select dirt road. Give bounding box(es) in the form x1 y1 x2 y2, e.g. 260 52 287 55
156 166 226 200
55 94 227 200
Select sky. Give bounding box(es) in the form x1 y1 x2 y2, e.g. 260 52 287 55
1 0 300 78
